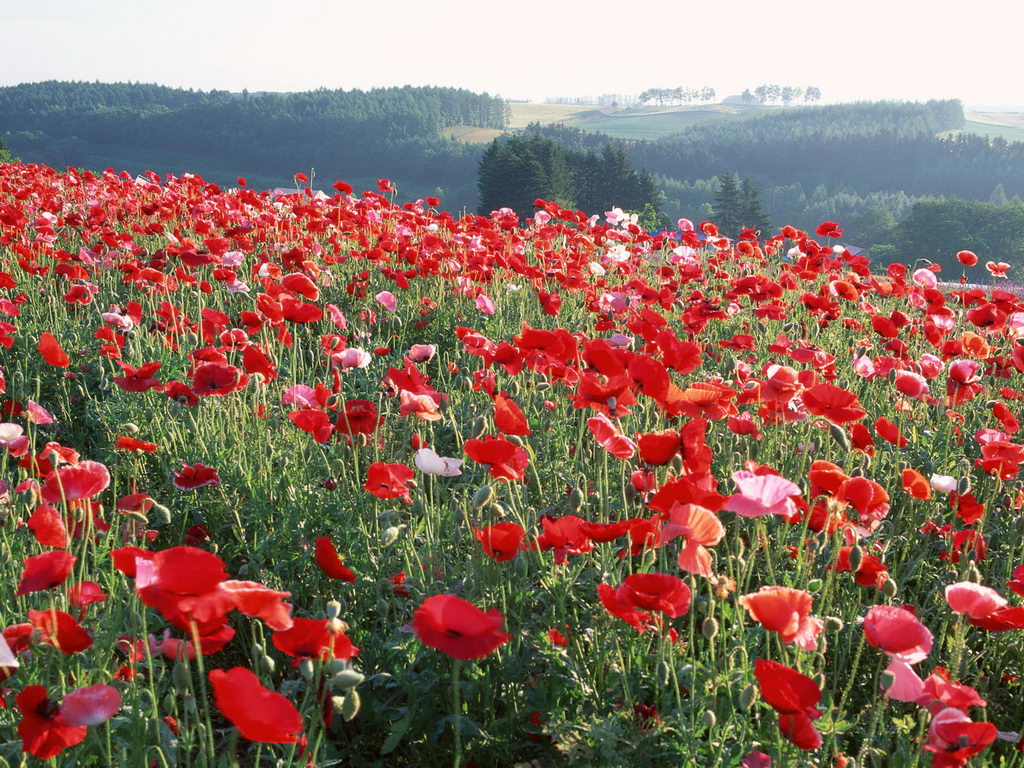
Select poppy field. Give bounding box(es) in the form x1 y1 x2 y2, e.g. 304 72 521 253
3 162 1024 767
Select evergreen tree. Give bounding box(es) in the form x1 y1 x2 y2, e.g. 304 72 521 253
739 178 771 235
712 174 742 236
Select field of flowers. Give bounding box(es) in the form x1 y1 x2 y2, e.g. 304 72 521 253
2 161 1024 767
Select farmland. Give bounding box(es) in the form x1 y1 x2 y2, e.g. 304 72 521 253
1 162 1024 767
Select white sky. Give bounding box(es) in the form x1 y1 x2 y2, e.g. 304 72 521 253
3 0 1023 108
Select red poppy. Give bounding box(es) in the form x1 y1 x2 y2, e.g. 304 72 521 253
272 617 358 664
172 463 221 490
17 685 87 759
209 667 303 744
314 536 356 582
412 594 510 660
191 362 249 397
335 399 380 435
753 658 823 750
115 435 158 452
533 515 595 564
364 462 414 503
135 546 231 634
27 504 69 548
617 572 692 619
956 250 978 267
288 409 334 443
473 522 525 561
38 332 70 368
924 707 996 766
801 383 867 424
637 429 682 465
463 436 529 482
863 605 933 664
739 586 822 650
29 609 93 654
494 392 531 435
874 418 908 448
17 550 76 595
902 468 931 500
40 460 110 503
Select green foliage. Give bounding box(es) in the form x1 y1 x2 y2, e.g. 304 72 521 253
894 199 1024 269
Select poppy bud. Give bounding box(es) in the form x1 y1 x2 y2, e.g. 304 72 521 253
186 332 199 346
828 423 851 451
341 690 361 721
172 662 190 694
473 485 494 509
879 670 895 690
967 563 982 583
183 695 198 716
381 525 402 547
325 393 342 408
331 695 346 714
739 684 758 710
807 578 822 592
162 692 176 711
624 484 638 504
880 578 898 598
957 476 972 495
151 504 172 525
569 489 584 513
123 422 140 434
261 655 276 675
849 545 864 572
824 616 844 633
470 416 487 439
723 357 736 375
299 659 316 681
506 434 526 448
702 710 716 729
126 510 149 525
510 380 521 397
850 465 865 478
701 618 719 640
326 600 343 620
490 502 508 518
409 499 424 516
670 454 684 473
330 669 365 692
536 380 550 392
324 477 337 491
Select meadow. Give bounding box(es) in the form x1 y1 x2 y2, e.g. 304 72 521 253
1 161 1024 767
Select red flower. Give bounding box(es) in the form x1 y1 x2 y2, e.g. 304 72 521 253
314 536 356 582
40 460 110 503
902 468 931 500
112 361 163 393
637 430 681 465
272 617 358 664
17 550 76 596
753 658 823 750
956 250 978 267
473 522 525 561
815 221 843 238
17 685 87 759
924 707 996 767
534 515 594 564
115 435 158 452
739 586 822 650
801 383 866 424
412 594 511 659
209 667 303 744
172 462 221 490
288 409 334 443
364 462 414 503
191 362 249 397
38 333 70 368
494 392 531 436
29 609 93 654
463 436 529 482
335 399 380 435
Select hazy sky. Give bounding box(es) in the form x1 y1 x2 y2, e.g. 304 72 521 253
3 0 1022 107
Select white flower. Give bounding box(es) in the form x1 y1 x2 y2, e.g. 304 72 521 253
930 474 957 494
414 448 463 477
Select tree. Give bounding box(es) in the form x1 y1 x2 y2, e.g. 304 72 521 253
712 174 743 236
853 206 897 248
805 86 822 103
739 178 772 235
741 89 755 105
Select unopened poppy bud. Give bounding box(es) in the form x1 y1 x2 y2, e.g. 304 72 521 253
967 564 982 583
880 577 898 598
325 393 342 408
739 684 758 710
849 545 864 572
473 485 494 509
324 477 337 491
172 662 190 693
126 510 149 524
261 655 276 675
357 433 369 447
671 454 684 473
569 489 584 512
659 660 672 686
957 476 972 495
331 695 346 714
807 578 822 592
186 332 199 346
536 380 550 392
409 499 424 516
825 616 844 633
490 502 508 518
506 434 525 447
341 690 361 721
330 669 365 691
162 692 176 711
151 504 172 525
510 380 521 397
470 416 487 438
828 423 851 451
701 617 719 640
123 422 140 434
299 659 316 681
381 525 402 546
326 600 343 620
879 670 895 690
702 710 716 729
624 484 638 504
183 694 198 716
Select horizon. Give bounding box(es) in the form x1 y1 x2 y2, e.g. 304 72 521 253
3 0 1023 110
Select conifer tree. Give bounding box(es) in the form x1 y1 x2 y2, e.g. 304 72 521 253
712 174 742 236
739 177 772 235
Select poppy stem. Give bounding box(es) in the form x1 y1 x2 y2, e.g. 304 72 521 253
452 660 463 768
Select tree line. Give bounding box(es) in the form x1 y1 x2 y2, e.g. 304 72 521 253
741 85 821 105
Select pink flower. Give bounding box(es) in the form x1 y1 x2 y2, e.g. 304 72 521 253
945 582 1007 619
26 400 56 425
59 684 122 727
332 348 371 371
374 291 397 312
912 268 938 289
407 344 436 363
476 293 496 315
722 470 801 518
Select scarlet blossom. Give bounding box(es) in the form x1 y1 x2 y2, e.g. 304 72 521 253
753 658 823 750
815 221 843 238
17 550 76 595
534 515 595 564
463 436 529 482
956 250 978 267
191 362 249 397
801 383 867 424
902 468 931 500
335 399 380 435
662 503 724 577
412 594 511 660
115 435 158 452
924 707 996 767
314 536 356 582
637 429 681 465
27 504 68 548
474 522 525 561
209 667 303 744
739 586 822 650
172 462 221 490
494 392 531 435
287 409 334 443
272 617 358 663
616 572 692 619
29 609 93 654
40 460 110 503
364 462 414 503
38 332 70 368
17 686 87 759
